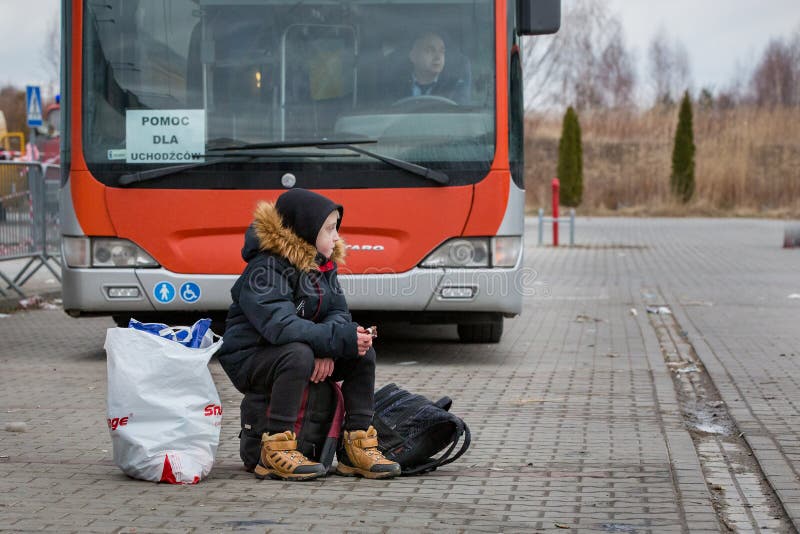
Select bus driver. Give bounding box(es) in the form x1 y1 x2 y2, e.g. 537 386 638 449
390 31 471 105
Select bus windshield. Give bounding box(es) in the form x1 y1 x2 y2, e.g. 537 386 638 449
82 0 496 189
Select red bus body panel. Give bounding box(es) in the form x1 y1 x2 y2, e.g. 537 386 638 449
103 186 473 274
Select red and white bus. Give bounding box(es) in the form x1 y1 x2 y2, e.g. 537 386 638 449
59 0 559 342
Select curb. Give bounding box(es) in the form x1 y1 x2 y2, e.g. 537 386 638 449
668 299 800 532
634 303 721 530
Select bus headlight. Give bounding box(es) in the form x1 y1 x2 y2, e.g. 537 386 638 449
420 236 522 268
92 238 159 268
420 238 490 268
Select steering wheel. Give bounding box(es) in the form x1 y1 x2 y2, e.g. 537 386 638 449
391 95 459 109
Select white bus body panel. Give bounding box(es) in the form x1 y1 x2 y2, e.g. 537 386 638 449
61 265 522 316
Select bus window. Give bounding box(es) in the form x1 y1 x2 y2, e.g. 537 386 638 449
82 0 495 189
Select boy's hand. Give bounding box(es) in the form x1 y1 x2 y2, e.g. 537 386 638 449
356 326 373 356
311 357 334 383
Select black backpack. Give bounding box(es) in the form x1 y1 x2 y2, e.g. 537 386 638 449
373 383 471 476
239 380 344 472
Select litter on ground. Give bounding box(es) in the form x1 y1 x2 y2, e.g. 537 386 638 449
4 422 28 433
18 296 61 310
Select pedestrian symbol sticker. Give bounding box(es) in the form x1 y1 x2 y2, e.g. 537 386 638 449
154 281 175 304
180 282 201 303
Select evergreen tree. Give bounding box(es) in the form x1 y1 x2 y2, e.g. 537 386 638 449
671 91 696 203
557 106 583 207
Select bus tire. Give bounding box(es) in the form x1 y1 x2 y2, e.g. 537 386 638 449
210 316 226 336
457 319 503 343
112 315 131 328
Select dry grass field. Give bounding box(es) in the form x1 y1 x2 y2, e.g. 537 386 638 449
524 107 800 218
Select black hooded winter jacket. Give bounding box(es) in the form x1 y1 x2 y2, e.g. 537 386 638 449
216 190 360 378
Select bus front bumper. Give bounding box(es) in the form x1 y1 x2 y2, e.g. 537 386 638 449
61 266 523 317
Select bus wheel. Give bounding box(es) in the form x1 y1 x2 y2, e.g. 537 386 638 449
210 316 227 336
457 319 503 343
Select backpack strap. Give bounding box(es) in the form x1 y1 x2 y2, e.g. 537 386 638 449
401 421 471 476
434 396 452 411
319 380 345 471
327 380 345 438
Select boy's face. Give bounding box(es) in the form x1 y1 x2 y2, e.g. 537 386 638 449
315 210 340 259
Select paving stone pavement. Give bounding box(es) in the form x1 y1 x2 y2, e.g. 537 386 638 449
0 217 797 533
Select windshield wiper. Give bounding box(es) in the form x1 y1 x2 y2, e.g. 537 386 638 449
119 138 380 185
319 143 449 185
211 138 449 185
118 155 255 186
119 138 449 186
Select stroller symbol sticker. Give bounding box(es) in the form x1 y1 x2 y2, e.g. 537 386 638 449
154 282 175 304
180 282 201 303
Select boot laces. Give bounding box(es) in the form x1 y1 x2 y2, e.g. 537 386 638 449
364 446 384 460
288 450 309 463
277 449 307 464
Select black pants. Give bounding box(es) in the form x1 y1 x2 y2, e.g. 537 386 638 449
231 342 376 433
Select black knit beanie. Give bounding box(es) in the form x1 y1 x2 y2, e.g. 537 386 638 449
275 188 343 246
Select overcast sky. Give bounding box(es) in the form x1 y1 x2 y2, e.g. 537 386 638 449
606 0 800 93
0 0 61 93
0 0 798 95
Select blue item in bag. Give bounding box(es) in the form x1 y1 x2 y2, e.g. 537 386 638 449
128 318 212 349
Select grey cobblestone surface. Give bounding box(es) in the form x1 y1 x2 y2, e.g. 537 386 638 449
0 217 797 532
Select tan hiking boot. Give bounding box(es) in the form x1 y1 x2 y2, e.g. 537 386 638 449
254 431 326 481
336 426 401 479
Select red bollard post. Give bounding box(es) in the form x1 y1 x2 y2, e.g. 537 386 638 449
551 178 560 247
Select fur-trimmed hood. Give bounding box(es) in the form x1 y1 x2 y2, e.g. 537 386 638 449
243 201 345 272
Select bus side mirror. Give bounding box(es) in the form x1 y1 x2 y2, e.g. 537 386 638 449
517 0 561 36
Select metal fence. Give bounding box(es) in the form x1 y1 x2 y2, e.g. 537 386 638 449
0 162 61 298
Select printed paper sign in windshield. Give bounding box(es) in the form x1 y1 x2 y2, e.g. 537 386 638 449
126 110 205 164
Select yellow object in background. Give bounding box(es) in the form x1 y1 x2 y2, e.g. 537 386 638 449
308 48 346 101
0 110 26 156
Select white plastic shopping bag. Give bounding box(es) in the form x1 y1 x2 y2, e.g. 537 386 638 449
105 320 223 484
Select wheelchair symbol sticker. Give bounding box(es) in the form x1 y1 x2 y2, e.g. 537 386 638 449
180 282 201 303
154 281 175 304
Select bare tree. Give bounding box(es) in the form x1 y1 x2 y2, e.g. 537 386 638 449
521 7 573 110
673 40 691 99
40 15 60 101
647 29 672 105
647 28 692 106
597 20 636 109
522 0 635 111
710 58 752 109
750 29 800 107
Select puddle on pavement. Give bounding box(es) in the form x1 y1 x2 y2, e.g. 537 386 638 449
685 399 734 436
647 299 795 533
